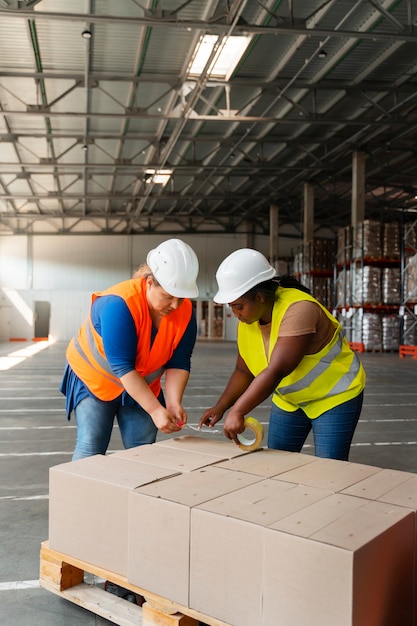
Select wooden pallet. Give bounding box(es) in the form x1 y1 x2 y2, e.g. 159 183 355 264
40 541 230 626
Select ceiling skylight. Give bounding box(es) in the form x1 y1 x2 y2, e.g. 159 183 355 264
187 34 251 81
145 169 173 186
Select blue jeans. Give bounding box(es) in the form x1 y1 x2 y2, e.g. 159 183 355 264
72 395 159 461
267 392 364 461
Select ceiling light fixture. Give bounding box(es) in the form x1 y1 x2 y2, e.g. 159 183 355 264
318 50 327 58
187 34 251 81
145 168 172 186
81 29 92 39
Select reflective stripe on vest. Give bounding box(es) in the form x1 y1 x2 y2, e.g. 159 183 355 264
73 322 167 389
276 330 361 400
72 330 124 390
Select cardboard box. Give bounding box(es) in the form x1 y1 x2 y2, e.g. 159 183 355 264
216 447 317 477
275 457 382 492
128 466 263 605
191 510 263 626
113 442 226 472
341 468 417 502
156 434 248 459
49 454 178 575
189 480 332 626
264 497 415 626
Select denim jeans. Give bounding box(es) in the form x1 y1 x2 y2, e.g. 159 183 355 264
72 395 159 461
267 391 364 461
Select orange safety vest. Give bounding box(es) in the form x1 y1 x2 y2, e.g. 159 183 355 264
66 277 192 401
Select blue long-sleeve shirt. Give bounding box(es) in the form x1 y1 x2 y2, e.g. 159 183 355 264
60 294 197 418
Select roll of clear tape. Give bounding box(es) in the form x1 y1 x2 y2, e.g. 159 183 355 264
236 417 264 451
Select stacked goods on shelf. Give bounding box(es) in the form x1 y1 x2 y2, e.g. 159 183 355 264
404 221 417 250
403 221 417 346
336 219 404 351
352 219 382 259
404 253 417 306
382 315 401 351
309 275 333 309
403 312 417 346
292 238 336 309
352 313 382 352
383 220 401 259
336 225 350 265
312 237 336 269
382 267 401 304
336 269 351 308
352 266 381 305
351 312 401 352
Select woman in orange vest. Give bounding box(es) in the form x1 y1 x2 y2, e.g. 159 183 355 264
199 248 365 460
60 238 199 460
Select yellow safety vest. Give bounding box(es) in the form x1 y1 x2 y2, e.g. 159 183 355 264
237 287 365 419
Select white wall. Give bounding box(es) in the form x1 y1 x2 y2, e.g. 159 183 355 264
0 232 301 341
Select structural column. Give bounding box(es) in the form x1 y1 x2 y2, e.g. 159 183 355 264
269 204 279 267
303 182 314 272
351 150 366 230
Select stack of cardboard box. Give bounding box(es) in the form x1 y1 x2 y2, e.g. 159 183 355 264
49 437 417 626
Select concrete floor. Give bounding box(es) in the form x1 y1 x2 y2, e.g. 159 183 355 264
0 338 416 625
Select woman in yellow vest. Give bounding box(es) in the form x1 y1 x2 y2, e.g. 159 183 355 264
199 248 366 460
60 239 199 460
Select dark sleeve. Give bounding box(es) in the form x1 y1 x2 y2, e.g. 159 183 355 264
91 295 138 377
165 308 197 372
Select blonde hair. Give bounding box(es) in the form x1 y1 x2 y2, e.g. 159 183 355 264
133 263 151 278
132 263 160 286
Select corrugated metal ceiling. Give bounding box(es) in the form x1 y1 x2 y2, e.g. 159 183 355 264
0 0 416 237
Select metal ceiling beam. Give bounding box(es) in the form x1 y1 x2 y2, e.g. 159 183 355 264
0 70 415 95
2 108 409 125
1 9 415 43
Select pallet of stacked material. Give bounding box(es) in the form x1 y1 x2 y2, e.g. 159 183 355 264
353 219 382 259
352 266 381 305
383 221 400 259
382 267 401 304
402 313 417 346
404 221 417 250
336 226 351 265
310 276 334 309
312 238 336 270
405 253 417 302
362 313 383 351
382 315 400 351
336 269 351 306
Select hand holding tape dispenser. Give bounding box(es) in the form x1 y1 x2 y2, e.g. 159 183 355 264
179 416 264 451
236 417 264 451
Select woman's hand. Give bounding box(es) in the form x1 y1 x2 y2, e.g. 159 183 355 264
150 406 183 434
223 410 245 445
199 405 225 429
165 402 188 428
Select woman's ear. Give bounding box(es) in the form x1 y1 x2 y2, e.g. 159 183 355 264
255 292 265 303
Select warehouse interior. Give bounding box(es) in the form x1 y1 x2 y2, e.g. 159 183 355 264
1 1 417 625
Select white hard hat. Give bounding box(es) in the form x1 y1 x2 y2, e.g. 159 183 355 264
147 239 199 298
214 248 276 304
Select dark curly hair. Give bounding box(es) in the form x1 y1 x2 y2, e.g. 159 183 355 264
244 274 311 300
